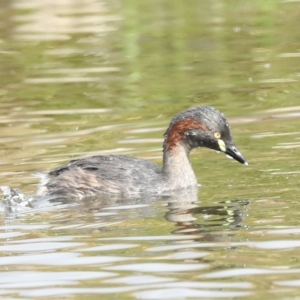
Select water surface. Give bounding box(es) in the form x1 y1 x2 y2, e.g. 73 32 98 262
1 0 300 299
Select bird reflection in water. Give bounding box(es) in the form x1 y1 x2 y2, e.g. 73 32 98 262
1 185 250 236
165 188 250 240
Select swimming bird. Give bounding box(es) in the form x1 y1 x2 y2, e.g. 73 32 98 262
37 106 247 198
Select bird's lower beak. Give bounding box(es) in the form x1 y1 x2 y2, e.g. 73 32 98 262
225 144 248 165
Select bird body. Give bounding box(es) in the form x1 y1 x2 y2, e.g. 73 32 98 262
37 106 247 198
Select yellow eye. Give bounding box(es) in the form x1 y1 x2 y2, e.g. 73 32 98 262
214 132 221 139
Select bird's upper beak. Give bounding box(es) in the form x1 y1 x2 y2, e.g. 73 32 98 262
218 139 248 165
225 144 248 165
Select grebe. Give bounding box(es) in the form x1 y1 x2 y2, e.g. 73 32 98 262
37 106 247 198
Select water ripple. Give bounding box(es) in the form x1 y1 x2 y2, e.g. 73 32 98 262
202 268 300 278
104 263 208 272
0 252 133 266
77 244 138 252
134 288 251 299
0 242 84 252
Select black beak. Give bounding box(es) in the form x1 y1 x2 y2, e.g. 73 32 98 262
225 145 248 165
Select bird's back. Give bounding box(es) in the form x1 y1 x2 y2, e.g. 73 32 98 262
42 155 163 198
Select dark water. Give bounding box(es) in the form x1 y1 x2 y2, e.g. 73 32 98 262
1 0 300 299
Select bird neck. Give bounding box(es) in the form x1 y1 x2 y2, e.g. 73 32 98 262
162 141 198 189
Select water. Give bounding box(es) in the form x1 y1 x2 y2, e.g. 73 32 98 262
1 0 300 299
